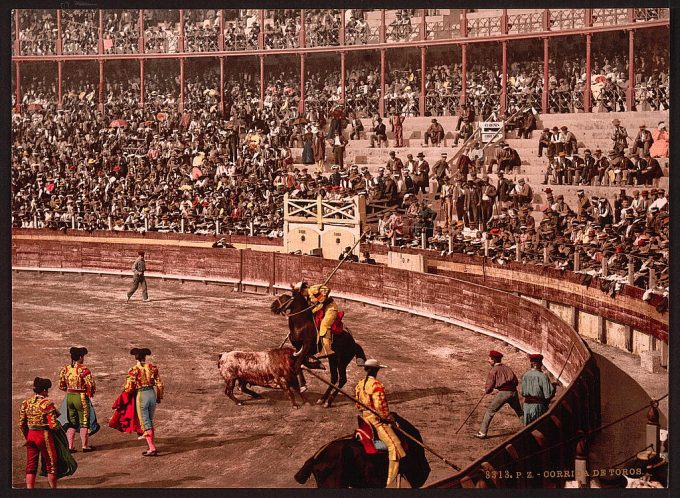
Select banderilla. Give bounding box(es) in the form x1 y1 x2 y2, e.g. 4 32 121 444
302 366 461 471
454 392 486 435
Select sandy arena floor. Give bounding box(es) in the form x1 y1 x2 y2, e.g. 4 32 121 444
12 272 533 488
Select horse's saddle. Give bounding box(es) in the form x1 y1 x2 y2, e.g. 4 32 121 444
354 416 387 454
314 310 345 334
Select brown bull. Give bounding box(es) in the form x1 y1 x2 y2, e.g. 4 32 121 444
217 347 325 408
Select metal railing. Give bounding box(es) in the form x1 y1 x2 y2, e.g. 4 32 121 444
591 8 629 27
344 93 380 118
425 93 461 117
507 11 544 34
634 83 669 111
424 21 461 40
466 16 502 38
549 9 586 31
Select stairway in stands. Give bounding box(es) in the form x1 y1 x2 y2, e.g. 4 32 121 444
290 110 669 222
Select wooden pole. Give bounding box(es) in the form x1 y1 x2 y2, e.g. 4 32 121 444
455 393 486 434
322 231 367 286
628 257 635 285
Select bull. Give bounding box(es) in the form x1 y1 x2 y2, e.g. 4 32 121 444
217 347 325 408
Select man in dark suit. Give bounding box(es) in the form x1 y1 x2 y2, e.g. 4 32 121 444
370 117 388 148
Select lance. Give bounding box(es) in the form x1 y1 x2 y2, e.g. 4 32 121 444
322 230 369 286
302 366 461 471
554 340 577 386
454 393 486 435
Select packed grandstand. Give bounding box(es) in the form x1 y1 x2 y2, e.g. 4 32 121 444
11 8 669 298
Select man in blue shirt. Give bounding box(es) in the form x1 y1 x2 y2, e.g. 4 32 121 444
521 353 556 425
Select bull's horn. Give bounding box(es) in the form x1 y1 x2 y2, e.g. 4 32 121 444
293 347 304 357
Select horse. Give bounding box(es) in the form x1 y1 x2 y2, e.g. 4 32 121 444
294 413 431 488
271 288 366 408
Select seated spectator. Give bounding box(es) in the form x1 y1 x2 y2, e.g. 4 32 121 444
338 246 359 262
538 127 552 158
424 118 444 147
349 115 365 140
631 124 654 156
455 119 474 147
650 122 669 158
369 117 387 148
360 251 376 264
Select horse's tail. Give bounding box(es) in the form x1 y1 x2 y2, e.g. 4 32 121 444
354 342 367 364
294 456 315 484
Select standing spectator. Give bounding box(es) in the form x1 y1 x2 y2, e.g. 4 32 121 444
126 250 149 302
649 122 668 158
390 111 405 147
414 152 430 196
302 126 315 165
517 110 537 139
330 131 348 170
611 119 629 154
475 350 523 439
386 151 404 177
313 130 326 173
432 153 449 193
521 354 555 425
581 149 596 185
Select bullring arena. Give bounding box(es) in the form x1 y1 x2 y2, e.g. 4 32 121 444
11 231 668 488
10 6 670 490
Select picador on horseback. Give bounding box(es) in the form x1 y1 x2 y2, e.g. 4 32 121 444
355 359 405 487
294 281 340 358
270 282 365 408
294 358 431 488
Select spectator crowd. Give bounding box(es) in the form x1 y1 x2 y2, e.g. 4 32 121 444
11 10 669 295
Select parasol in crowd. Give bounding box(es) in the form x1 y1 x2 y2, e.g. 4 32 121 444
156 112 167 122
191 167 203 180
110 119 128 128
192 153 205 167
27 103 43 112
293 116 308 125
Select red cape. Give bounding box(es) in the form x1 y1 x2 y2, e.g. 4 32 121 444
109 390 143 435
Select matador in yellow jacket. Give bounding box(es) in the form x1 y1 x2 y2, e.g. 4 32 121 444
355 359 405 487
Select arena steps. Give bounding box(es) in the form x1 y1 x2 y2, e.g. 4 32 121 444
287 111 669 221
